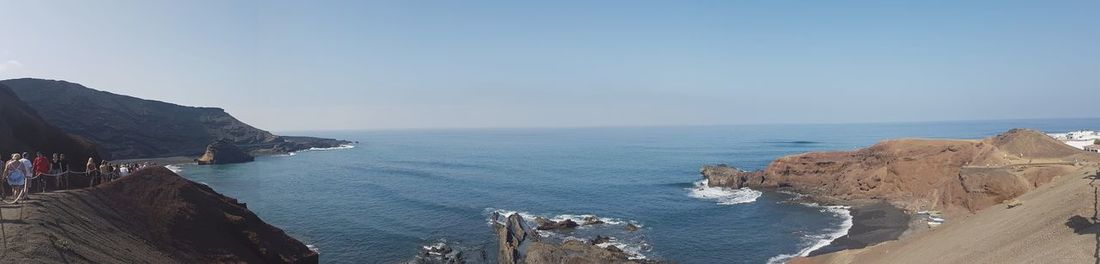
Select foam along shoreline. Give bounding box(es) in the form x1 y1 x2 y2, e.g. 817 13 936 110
687 179 762 205
301 144 356 152
808 201 910 256
767 204 853 264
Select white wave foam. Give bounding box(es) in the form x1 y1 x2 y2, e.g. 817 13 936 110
307 244 319 254
687 179 762 205
550 214 625 225
165 165 183 174
595 239 650 260
766 204 853 264
303 144 356 152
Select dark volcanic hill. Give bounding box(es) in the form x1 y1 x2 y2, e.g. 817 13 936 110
1 78 348 159
0 82 100 163
1 167 318 263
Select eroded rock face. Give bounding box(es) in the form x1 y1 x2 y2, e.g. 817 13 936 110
700 165 765 189
494 214 528 264
196 139 255 165
702 129 1100 213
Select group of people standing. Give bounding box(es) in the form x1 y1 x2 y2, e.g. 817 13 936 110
86 158 154 186
0 151 156 201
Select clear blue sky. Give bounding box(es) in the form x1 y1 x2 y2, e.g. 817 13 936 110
1 1 1097 131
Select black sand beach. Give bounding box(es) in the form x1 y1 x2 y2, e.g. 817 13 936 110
810 202 911 256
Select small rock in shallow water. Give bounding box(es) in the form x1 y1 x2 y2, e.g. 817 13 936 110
582 216 605 225
590 235 612 245
624 223 640 232
536 219 579 230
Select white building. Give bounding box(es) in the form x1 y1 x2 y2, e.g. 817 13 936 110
1086 145 1100 153
1048 130 1100 150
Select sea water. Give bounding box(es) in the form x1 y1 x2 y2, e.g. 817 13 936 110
172 118 1100 264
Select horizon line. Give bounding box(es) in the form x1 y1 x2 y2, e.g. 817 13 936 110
274 116 1100 134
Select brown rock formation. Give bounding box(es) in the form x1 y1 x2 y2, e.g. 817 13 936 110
494 214 528 264
702 129 1100 214
196 139 256 165
1 167 317 263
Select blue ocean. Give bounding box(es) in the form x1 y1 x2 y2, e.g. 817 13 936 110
170 119 1100 264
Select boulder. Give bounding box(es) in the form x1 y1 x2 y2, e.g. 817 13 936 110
583 216 605 225
624 224 640 232
196 139 255 165
536 219 579 231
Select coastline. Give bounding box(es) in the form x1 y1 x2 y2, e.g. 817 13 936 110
808 201 910 256
767 195 910 263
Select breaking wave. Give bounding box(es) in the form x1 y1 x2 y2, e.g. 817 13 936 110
766 204 853 264
165 164 183 174
303 144 356 152
687 179 762 205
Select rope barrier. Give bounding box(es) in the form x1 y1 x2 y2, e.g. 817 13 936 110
0 167 154 205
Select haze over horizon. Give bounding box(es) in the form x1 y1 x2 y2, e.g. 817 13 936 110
1 1 1097 131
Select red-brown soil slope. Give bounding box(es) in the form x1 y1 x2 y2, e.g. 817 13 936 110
0 167 318 263
704 129 1100 214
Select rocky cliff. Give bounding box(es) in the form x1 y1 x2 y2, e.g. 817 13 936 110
0 167 318 263
196 139 256 165
0 78 348 159
0 82 100 164
702 129 1100 214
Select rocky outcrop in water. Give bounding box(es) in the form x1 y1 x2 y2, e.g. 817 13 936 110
491 213 661 264
494 213 529 264
196 139 256 165
535 217 580 231
1 167 317 263
405 243 467 264
1 78 350 159
702 129 1100 214
0 82 100 164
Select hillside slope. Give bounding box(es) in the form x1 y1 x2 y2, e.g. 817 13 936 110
794 163 1100 264
0 167 317 263
1 78 349 159
0 82 99 163
1 78 275 159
